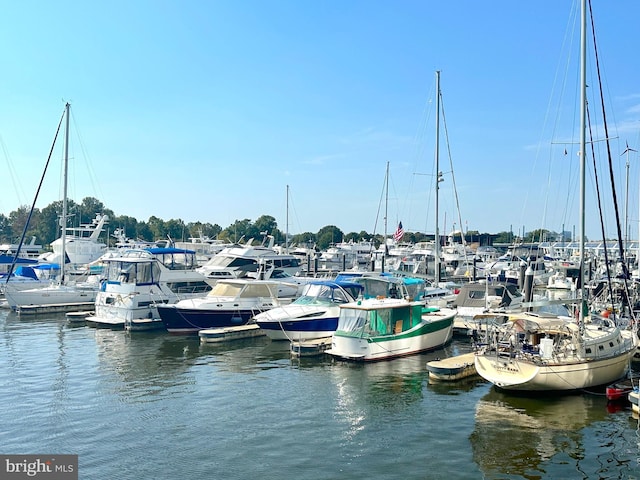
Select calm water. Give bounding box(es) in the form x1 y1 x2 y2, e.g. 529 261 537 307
1 308 639 480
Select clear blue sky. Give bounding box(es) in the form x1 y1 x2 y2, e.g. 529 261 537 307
2 0 640 241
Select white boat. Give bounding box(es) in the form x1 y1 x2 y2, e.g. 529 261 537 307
546 270 575 291
38 213 109 274
3 103 105 312
157 278 287 334
474 1 638 392
196 234 302 281
452 281 524 334
253 279 364 341
326 297 456 361
0 236 43 260
85 247 213 330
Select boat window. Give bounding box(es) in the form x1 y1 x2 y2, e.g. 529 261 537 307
135 262 154 284
167 281 212 294
336 308 368 333
242 283 276 298
331 288 350 304
469 290 485 300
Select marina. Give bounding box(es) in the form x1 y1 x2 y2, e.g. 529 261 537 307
1 307 639 479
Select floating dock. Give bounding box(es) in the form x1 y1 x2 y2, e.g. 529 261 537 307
65 310 94 324
426 352 478 381
199 323 266 343
16 302 95 316
290 336 333 357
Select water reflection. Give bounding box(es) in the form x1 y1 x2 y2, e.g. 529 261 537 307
470 388 608 478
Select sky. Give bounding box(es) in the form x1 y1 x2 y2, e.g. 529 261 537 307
2 0 640 242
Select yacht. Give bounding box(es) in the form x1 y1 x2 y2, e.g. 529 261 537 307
85 247 213 330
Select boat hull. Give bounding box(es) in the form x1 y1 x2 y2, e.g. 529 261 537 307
157 305 261 334
474 349 635 391
256 317 338 341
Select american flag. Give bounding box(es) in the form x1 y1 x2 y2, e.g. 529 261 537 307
393 222 404 241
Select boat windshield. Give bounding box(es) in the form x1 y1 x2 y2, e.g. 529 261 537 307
105 260 159 285
295 284 351 305
336 304 418 337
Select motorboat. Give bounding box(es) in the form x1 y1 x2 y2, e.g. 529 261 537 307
253 279 364 341
326 297 455 361
196 235 302 281
157 278 286 334
85 247 212 330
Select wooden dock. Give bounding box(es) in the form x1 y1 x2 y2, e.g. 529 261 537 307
290 336 333 357
426 352 478 381
16 302 95 316
199 323 266 343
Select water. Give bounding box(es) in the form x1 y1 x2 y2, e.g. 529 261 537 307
1 308 639 480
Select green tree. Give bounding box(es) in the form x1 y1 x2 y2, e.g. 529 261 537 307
316 225 344 251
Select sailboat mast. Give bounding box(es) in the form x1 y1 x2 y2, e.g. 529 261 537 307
285 184 289 254
434 70 441 285
61 102 70 283
383 160 389 273
578 0 586 331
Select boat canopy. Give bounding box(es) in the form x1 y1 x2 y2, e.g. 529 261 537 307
336 299 423 337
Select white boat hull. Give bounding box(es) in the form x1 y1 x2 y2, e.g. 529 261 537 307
474 346 635 391
328 313 454 362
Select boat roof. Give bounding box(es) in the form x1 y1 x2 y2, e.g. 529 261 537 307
339 297 420 311
145 247 196 255
507 312 577 333
310 279 364 290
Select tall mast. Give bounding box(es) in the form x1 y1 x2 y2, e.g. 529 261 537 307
61 102 70 283
578 0 586 331
285 184 289 254
434 70 441 285
383 160 389 273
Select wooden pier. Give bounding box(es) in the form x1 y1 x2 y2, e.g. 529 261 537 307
16 302 95 316
290 336 333 357
426 352 478 381
199 323 266 343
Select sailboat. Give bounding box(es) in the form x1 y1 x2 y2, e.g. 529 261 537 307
474 0 638 391
326 72 457 362
3 103 103 313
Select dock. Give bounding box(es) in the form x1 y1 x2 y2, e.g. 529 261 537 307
199 323 266 343
16 302 95 316
65 310 94 324
290 336 333 357
426 352 478 381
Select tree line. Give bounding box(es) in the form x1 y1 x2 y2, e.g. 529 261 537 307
0 196 563 253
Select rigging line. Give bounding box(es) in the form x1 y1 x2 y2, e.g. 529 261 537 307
589 0 634 318
589 0 626 276
69 108 104 204
439 88 470 268
587 103 615 314
5 106 66 284
0 134 27 207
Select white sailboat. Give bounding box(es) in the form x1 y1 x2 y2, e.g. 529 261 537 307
474 0 638 391
4 103 102 312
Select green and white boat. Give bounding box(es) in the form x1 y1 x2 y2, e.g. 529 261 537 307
326 297 456 361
